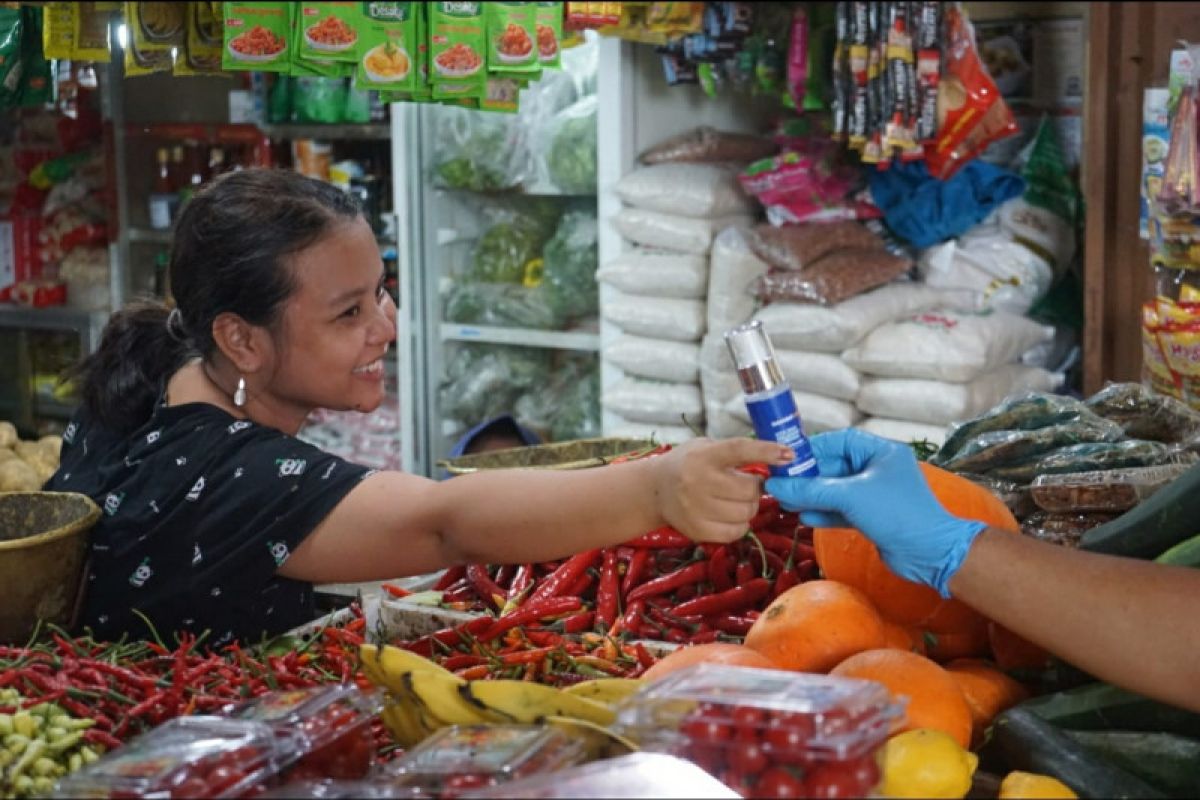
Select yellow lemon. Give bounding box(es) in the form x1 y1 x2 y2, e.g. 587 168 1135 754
879 728 979 799
998 771 1077 799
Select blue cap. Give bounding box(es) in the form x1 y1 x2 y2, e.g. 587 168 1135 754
446 414 542 463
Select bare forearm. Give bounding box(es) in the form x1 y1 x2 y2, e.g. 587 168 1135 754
433 460 666 564
949 528 1200 711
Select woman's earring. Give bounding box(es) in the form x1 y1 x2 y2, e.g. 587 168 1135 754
234 376 247 407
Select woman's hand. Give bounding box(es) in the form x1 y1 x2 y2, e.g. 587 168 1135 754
764 429 987 597
654 438 796 544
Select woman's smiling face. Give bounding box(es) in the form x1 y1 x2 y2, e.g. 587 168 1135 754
263 215 396 424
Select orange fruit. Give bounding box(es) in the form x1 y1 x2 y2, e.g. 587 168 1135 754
830 648 973 749
945 658 1030 748
882 619 927 656
744 580 887 673
641 642 778 682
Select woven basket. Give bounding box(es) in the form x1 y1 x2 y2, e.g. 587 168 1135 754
0 492 99 643
438 437 659 476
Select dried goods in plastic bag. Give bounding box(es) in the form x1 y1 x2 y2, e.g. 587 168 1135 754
602 377 703 426
747 221 884 272
938 413 1125 477
1029 463 1192 514
959 472 1037 519
541 210 598 323
1013 439 1196 480
856 365 1063 428
444 282 563 330
842 309 1055 383
753 248 912 306
707 227 768 333
596 248 709 300
639 125 778 165
602 289 706 342
925 4 1019 180
612 208 753 255
1085 381 1200 443
934 392 1093 466
604 334 700 384
616 163 754 219
1021 510 1119 548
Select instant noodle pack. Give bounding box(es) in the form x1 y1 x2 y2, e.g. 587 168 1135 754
217 2 568 111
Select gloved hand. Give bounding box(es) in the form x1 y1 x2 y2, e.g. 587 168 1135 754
765 429 987 598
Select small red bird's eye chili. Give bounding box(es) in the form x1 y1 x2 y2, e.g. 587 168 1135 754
479 596 584 642
594 550 620 630
626 561 709 604
530 550 602 602
624 527 692 549
466 564 507 610
622 549 650 596
433 565 467 591
670 577 771 618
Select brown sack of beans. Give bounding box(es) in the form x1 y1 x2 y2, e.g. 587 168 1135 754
752 247 913 306
748 221 885 271
638 126 779 165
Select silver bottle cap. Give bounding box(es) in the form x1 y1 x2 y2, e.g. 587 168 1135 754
725 320 784 395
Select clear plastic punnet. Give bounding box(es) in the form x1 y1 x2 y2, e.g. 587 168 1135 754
458 752 740 799
227 684 384 781
260 778 431 799
53 716 280 799
613 663 904 797
384 725 586 798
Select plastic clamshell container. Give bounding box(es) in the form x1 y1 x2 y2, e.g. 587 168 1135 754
458 752 740 799
1029 463 1190 513
228 684 384 780
385 725 586 796
613 663 903 796
53 716 279 799
260 778 432 799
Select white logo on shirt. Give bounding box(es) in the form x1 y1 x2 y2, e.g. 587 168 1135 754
129 558 153 588
211 586 222 597
228 421 252 434
233 467 244 479
268 541 290 566
186 477 206 501
193 543 203 565
63 422 78 444
176 456 187 466
146 430 161 445
103 492 125 516
321 462 337 480
149 500 160 514
277 458 307 477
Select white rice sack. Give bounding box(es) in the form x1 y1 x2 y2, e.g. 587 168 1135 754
603 377 704 426
857 417 948 447
842 309 1055 383
615 163 755 218
855 365 1064 427
706 402 754 439
776 349 862 402
708 227 768 333
596 248 709 299
725 390 861 434
918 225 1054 316
606 418 699 444
604 335 700 384
613 207 756 255
753 283 960 353
602 289 706 342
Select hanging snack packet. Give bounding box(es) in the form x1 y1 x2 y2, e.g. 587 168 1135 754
222 2 291 73
177 1 222 75
487 2 539 76
73 2 112 62
926 4 1018 180
296 2 361 65
0 8 24 108
409 0 432 102
534 1 563 68
355 2 417 93
17 6 52 107
915 0 941 145
125 2 184 77
1156 82 1200 217
429 2 486 98
42 2 75 60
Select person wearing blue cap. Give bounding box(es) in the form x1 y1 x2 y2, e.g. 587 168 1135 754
767 428 1200 713
46 169 792 647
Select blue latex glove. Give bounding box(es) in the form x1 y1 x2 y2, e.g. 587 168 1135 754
765 429 988 598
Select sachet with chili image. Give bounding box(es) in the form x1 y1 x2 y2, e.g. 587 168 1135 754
222 1 292 72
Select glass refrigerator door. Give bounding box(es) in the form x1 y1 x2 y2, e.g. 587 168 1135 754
408 36 603 477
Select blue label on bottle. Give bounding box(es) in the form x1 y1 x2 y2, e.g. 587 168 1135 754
743 386 820 478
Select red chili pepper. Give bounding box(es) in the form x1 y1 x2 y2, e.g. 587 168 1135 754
748 496 783 530
627 561 708 604
555 611 595 634
433 565 467 591
498 646 554 666
673 584 697 602
507 564 534 601
619 599 645 634
735 559 755 586
763 550 787 578
647 606 702 633
771 569 800 602
441 654 487 671
796 558 818 580
466 564 507 609
530 549 602 602
83 728 123 750
494 564 515 589
670 577 771 618
753 530 807 556
565 570 594 599
624 527 691 549
633 643 655 669
480 596 583 642
707 546 734 593
594 550 620 631
705 612 758 636
687 629 720 644
381 583 412 599
454 665 491 680
622 549 649 596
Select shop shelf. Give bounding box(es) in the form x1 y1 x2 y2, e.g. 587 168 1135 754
127 226 173 245
440 323 601 352
258 123 391 141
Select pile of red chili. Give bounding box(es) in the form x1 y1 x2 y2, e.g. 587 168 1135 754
387 463 818 649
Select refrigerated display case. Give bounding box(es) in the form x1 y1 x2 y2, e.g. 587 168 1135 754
392 35 602 478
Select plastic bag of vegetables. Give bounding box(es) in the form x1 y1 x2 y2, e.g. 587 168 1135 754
444 282 564 330
439 344 553 426
466 199 562 284
544 95 597 195
541 209 598 323
515 355 601 442
431 104 531 192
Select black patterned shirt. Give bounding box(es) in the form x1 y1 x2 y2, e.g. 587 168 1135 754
45 398 374 648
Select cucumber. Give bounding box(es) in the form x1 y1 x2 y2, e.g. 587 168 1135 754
1155 532 1200 567
1018 681 1200 738
991 707 1165 799
1064 730 1200 798
1079 462 1200 557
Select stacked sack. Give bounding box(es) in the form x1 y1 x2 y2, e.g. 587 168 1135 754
601 160 756 442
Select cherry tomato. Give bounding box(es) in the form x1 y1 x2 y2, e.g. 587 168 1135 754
764 712 819 767
804 760 867 799
203 764 243 795
731 704 767 735
171 777 212 799
718 769 755 798
681 716 733 747
729 739 768 774
756 766 807 799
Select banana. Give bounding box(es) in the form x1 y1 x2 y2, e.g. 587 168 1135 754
459 680 616 727
379 700 429 748
404 670 505 727
360 643 456 681
544 715 639 759
561 678 644 707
